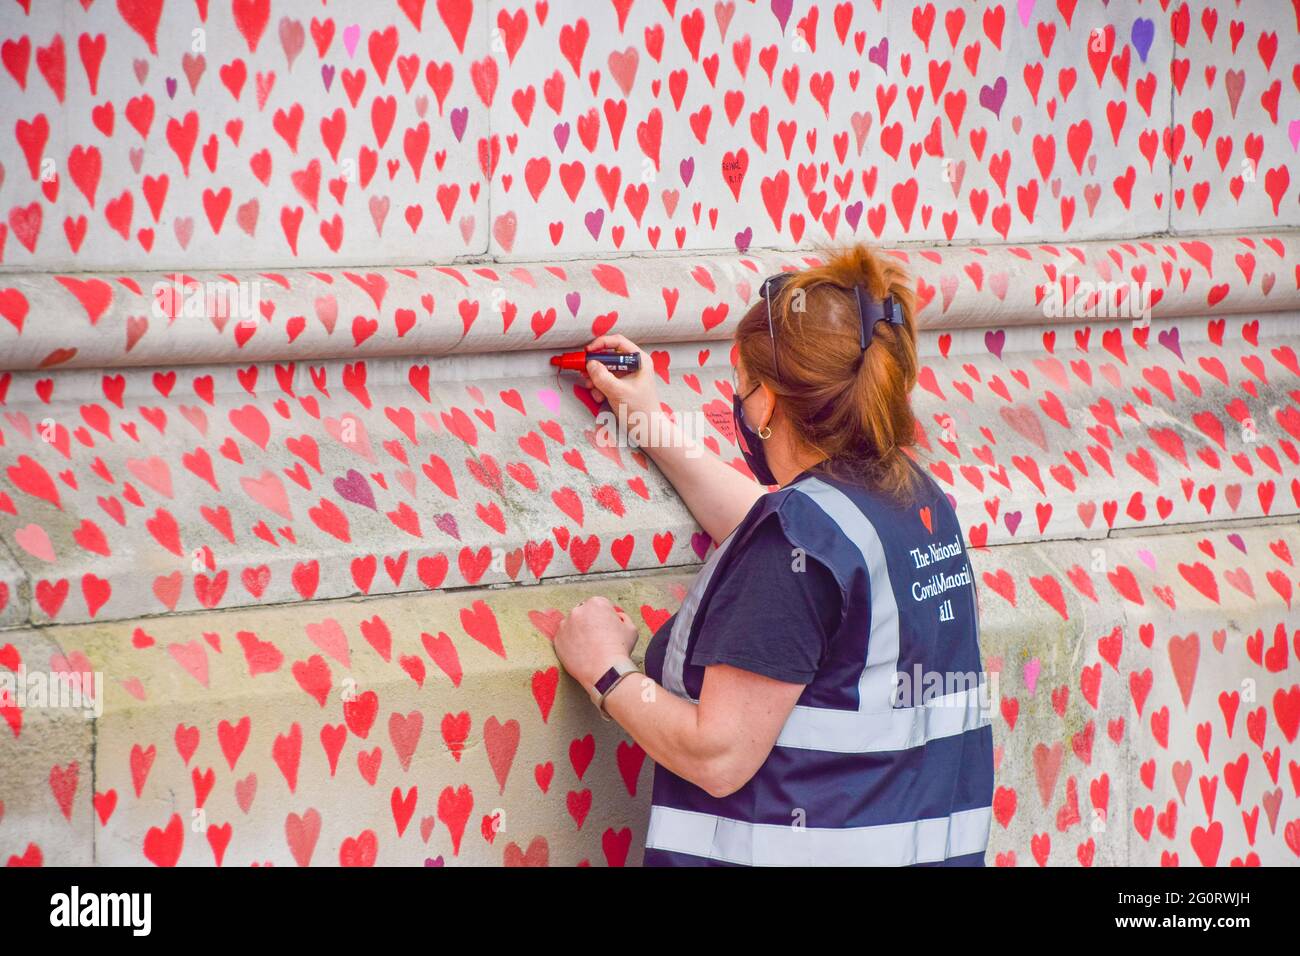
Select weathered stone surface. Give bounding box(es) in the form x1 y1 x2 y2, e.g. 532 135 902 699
974 522 1300 867
3 519 1295 866
0 300 1295 626
0 0 1296 869
6 573 690 867
0 628 95 866
0 236 1294 370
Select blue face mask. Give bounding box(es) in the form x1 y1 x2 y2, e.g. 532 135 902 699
732 385 778 486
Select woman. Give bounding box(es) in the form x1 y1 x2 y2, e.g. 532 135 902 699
553 242 994 866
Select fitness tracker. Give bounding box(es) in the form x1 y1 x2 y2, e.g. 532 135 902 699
592 660 639 720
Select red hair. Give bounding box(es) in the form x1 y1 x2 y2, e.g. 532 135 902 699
735 241 922 503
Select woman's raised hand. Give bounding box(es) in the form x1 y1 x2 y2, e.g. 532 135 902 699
578 334 659 428
580 334 765 544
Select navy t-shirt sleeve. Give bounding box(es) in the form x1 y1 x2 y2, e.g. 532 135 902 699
689 513 842 684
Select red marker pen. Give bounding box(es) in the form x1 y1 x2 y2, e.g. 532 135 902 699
550 350 641 373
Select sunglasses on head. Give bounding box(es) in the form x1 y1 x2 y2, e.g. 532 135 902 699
753 270 903 386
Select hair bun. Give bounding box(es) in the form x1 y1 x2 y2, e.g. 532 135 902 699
735 241 921 501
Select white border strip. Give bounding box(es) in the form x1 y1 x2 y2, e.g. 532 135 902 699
646 804 993 866
661 532 735 699
776 685 992 752
792 478 902 712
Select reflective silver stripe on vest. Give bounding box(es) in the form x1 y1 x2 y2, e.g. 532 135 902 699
791 477 900 713
777 684 991 752
645 803 993 866
661 530 737 700
772 477 992 753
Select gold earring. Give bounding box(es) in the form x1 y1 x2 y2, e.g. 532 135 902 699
758 425 772 440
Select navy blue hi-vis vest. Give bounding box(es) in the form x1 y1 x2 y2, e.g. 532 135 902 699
641 460 994 866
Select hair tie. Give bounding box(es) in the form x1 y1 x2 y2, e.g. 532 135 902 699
854 283 902 350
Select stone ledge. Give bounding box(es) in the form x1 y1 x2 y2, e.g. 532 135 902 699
0 309 1296 625
0 232 1293 370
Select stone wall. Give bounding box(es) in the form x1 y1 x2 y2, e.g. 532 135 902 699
0 0 1297 866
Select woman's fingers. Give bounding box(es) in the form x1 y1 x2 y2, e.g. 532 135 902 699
578 333 659 426
579 374 604 400
584 359 620 395
576 373 606 404
586 333 640 355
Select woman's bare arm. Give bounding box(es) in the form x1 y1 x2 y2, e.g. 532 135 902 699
602 662 805 798
581 334 764 543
